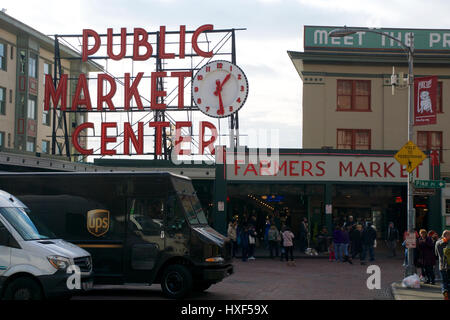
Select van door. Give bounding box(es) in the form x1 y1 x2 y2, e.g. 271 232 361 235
0 221 11 276
124 198 165 282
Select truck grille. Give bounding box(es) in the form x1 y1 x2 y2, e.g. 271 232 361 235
74 256 92 273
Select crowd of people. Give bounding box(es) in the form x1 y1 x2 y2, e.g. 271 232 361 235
227 213 450 300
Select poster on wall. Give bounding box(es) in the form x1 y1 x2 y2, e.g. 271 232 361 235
414 76 437 126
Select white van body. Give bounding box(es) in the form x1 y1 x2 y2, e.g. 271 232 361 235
0 189 93 300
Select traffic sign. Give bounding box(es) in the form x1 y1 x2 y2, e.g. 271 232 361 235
414 180 446 189
394 141 427 173
405 232 416 249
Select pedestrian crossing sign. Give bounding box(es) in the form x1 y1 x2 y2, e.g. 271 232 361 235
394 141 427 173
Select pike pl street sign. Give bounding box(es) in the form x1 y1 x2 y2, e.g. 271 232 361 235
414 180 446 188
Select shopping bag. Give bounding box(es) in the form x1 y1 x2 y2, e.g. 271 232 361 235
401 274 421 288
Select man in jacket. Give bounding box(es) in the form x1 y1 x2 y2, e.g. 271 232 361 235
386 222 399 257
360 222 377 265
435 230 450 300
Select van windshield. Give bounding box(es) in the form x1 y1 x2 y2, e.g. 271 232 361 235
180 194 208 225
0 207 56 241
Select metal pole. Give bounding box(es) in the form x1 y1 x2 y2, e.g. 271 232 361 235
406 33 416 276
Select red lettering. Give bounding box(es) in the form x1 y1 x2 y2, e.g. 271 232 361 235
234 159 243 176
302 161 313 176
133 28 153 61
159 26 175 59
72 122 94 155
179 25 186 59
289 161 299 176
175 121 192 156
124 72 144 110
275 161 287 176
151 72 167 110
44 74 67 111
97 74 117 111
244 163 258 176
171 71 191 109
82 29 101 62
259 160 272 176
354 162 368 177
199 121 217 155
149 121 170 155
101 122 117 156
316 161 325 176
123 122 143 155
107 28 127 61
384 162 395 178
192 24 214 57
72 74 92 111
370 162 382 177
400 166 408 178
339 161 352 176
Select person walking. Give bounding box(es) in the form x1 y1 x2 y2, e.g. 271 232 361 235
263 217 271 249
360 222 377 265
282 227 295 266
386 222 399 257
429 230 441 281
248 224 257 260
298 217 308 253
316 226 331 254
267 224 280 259
342 226 352 264
435 230 450 300
333 225 344 262
416 229 436 284
227 220 238 258
350 224 363 259
239 225 250 262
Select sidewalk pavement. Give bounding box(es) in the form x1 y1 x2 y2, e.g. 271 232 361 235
391 281 443 300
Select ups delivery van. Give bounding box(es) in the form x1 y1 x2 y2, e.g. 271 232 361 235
0 172 233 299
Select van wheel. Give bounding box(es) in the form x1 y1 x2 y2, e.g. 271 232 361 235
193 281 213 292
3 277 43 300
161 265 192 299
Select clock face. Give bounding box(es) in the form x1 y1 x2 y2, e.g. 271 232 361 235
192 60 248 118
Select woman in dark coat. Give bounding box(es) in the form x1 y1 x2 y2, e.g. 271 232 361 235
416 229 436 284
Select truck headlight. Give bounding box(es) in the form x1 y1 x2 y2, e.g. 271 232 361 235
47 256 71 270
205 257 224 263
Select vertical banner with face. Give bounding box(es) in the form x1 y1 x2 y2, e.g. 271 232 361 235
414 76 437 126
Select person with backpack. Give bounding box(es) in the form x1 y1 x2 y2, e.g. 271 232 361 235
435 230 450 300
360 222 377 265
267 224 280 259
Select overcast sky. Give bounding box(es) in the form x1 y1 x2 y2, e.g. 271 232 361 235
3 0 450 155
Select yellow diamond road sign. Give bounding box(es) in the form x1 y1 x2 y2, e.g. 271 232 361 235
394 141 427 173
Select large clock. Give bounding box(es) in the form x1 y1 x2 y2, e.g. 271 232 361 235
192 60 248 118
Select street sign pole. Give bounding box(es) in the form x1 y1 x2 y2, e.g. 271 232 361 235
406 34 416 277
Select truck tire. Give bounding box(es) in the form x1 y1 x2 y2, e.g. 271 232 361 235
161 264 193 299
3 277 43 300
193 281 213 292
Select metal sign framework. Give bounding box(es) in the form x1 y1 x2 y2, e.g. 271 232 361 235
50 27 245 162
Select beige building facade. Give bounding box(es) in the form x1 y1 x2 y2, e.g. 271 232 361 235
0 11 99 162
289 26 450 178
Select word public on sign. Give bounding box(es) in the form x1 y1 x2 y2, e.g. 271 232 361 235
43 25 226 156
414 76 437 126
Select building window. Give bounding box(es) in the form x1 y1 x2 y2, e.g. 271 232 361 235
0 42 5 71
437 81 443 113
0 132 4 148
337 80 371 111
27 97 36 119
42 140 50 154
43 62 51 86
417 131 443 162
28 54 37 78
337 129 371 150
9 89 12 104
26 138 35 153
0 87 5 115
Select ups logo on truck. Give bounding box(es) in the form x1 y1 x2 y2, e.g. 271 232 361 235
87 209 110 237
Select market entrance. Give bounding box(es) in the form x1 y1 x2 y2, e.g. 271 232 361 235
227 184 325 243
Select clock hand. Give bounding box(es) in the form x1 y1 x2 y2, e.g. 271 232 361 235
214 80 221 96
220 74 231 88
218 90 224 115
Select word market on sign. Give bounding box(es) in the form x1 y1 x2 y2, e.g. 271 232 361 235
43 25 224 156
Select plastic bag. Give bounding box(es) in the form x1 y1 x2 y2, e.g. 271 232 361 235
401 274 421 288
